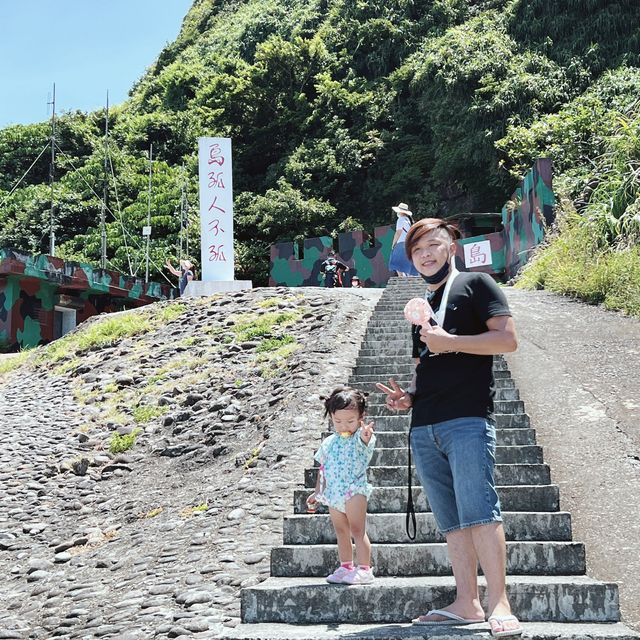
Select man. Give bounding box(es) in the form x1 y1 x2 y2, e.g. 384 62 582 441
320 250 349 288
377 218 522 638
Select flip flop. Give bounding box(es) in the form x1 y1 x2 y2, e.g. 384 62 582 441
412 609 485 626
488 614 524 638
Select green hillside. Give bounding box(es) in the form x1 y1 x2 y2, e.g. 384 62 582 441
1 0 639 296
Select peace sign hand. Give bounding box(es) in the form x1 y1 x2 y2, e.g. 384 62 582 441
360 420 375 444
375 379 413 412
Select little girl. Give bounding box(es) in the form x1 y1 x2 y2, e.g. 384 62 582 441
307 387 376 585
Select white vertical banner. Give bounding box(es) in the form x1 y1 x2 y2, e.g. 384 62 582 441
198 137 234 281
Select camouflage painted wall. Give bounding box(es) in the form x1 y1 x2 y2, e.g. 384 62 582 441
0 248 174 351
502 158 554 279
270 226 396 288
270 159 554 286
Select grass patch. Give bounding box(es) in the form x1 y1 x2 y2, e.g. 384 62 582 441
257 340 301 378
256 334 296 353
0 350 33 375
180 503 209 518
257 297 285 308
101 404 129 425
40 313 152 364
143 507 164 518
232 310 303 341
517 210 640 316
155 303 188 323
132 405 167 424
52 356 81 376
109 428 141 454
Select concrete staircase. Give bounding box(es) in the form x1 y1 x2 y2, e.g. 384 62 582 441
234 278 640 639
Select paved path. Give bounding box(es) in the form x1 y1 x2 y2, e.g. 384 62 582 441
505 288 640 631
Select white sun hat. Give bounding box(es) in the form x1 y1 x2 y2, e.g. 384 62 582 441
392 202 412 216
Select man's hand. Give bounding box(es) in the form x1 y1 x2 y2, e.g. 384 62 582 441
375 379 413 412
419 323 455 354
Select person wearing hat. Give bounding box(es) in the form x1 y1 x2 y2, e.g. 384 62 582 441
166 258 194 296
389 202 419 277
351 275 364 288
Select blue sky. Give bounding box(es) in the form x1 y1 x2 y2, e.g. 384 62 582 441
0 1 193 128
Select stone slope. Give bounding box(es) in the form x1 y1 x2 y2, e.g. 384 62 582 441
0 286 381 639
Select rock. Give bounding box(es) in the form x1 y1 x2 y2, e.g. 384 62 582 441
71 458 90 476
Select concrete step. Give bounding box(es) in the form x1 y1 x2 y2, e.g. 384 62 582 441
241 575 619 623
224 621 640 639
351 364 514 381
305 463 549 488
365 413 531 429
326 445 543 467
270 541 586 577
282 511 573 544
363 399 524 417
353 382 520 400
353 361 509 375
293 485 559 514
321 428 536 447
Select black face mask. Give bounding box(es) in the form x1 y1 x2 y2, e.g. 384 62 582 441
421 260 450 285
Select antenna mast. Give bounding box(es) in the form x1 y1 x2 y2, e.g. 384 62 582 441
144 144 153 283
100 92 109 269
48 83 56 256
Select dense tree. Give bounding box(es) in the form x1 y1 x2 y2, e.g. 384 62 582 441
1 0 639 284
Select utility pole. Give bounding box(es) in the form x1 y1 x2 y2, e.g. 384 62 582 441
179 164 186 262
100 92 109 269
48 83 56 256
144 144 153 283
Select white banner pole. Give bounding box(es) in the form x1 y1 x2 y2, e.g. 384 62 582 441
198 137 234 281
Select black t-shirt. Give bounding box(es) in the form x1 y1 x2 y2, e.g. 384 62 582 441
410 271 511 427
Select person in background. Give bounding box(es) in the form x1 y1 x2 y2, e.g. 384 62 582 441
388 202 419 277
351 275 364 288
166 258 194 296
320 250 349 288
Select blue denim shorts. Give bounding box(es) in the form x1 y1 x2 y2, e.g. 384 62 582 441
410 416 502 534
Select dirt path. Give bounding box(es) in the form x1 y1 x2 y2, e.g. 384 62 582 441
504 288 640 631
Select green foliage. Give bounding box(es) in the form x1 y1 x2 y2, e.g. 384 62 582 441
517 210 640 316
1 0 640 290
232 309 303 341
109 428 141 454
0 351 33 376
256 334 296 352
40 312 152 363
132 405 167 424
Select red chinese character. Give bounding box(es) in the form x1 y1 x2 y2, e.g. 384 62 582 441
208 244 227 262
208 196 225 215
208 219 225 236
469 244 487 265
208 144 225 166
208 171 225 189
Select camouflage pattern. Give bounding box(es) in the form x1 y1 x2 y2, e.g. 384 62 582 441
270 226 396 288
454 159 554 278
270 159 554 285
0 248 175 351
502 158 554 279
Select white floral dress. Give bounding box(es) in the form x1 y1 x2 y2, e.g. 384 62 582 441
314 429 376 513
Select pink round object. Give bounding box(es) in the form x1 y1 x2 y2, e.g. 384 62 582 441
404 297 433 326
